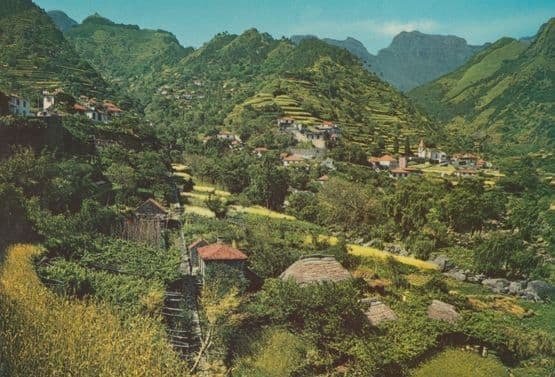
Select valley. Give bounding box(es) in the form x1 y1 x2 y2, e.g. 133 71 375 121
0 1 553 377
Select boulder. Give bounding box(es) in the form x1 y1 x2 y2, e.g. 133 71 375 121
524 280 554 301
427 300 460 323
444 270 466 282
508 281 527 295
431 255 454 272
482 278 510 294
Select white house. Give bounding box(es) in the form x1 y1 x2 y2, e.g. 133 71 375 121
42 90 56 111
8 94 32 116
418 139 448 163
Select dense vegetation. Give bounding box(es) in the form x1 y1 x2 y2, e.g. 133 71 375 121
0 0 113 101
65 14 193 103
0 244 188 377
0 3 554 376
410 19 555 167
66 24 436 152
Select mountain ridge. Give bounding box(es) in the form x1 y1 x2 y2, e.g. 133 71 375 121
64 13 193 102
46 10 77 32
409 18 554 162
0 0 113 99
291 32 486 91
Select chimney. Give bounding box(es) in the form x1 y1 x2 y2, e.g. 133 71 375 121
399 156 407 169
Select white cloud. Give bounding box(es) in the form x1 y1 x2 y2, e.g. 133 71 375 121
377 20 439 36
288 18 439 38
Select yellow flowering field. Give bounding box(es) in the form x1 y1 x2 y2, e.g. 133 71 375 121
0 244 188 377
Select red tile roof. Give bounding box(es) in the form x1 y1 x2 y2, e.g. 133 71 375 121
198 243 247 261
73 103 87 112
377 154 396 162
283 154 305 162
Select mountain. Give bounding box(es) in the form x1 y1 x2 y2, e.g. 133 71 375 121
0 0 112 99
291 35 374 68
145 29 435 151
409 18 555 160
292 33 484 91
64 14 193 102
372 32 485 91
47 10 77 32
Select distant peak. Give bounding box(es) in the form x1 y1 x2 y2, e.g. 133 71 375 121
82 13 114 25
47 10 78 32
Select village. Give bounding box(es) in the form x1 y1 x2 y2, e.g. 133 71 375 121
255 117 493 180
0 89 123 122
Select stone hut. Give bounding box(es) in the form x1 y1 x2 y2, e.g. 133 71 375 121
197 243 248 282
280 256 352 286
427 299 460 323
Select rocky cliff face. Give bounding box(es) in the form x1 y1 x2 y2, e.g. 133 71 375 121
291 32 484 91
373 31 485 91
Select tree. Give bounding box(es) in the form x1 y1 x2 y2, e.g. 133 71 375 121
474 232 540 278
247 154 289 210
404 136 411 156
205 195 229 219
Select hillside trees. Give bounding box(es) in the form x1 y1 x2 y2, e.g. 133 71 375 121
246 154 289 210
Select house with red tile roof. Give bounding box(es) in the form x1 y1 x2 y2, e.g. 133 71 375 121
368 154 398 169
196 242 248 281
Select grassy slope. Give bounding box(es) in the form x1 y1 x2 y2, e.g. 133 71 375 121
0 244 187 376
0 0 112 99
65 14 192 102
147 29 436 152
409 19 555 161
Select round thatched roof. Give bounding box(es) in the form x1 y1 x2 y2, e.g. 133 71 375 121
279 256 352 286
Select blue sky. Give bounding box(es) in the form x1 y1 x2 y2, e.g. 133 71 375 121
35 0 554 53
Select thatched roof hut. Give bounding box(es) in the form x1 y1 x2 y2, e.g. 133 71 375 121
427 299 460 323
362 298 397 326
280 256 351 286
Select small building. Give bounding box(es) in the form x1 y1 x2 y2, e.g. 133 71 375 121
123 199 169 247
254 147 269 157
362 298 397 326
452 153 478 167
369 154 398 169
427 299 460 323
277 117 295 130
135 198 169 219
282 153 306 166
8 94 32 116
417 139 448 163
42 90 56 111
197 243 248 281
216 131 239 142
280 256 352 286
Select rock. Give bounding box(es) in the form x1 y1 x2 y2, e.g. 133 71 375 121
427 300 460 323
474 274 486 283
482 278 510 293
508 281 527 295
524 280 554 300
444 270 466 282
431 255 454 272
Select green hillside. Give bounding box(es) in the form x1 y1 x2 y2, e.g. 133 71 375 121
410 18 555 162
0 0 112 100
65 14 193 102
145 29 435 151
